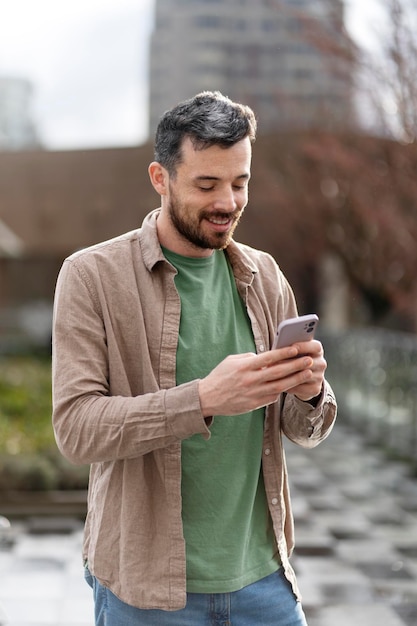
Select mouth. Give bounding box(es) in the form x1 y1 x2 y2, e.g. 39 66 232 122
204 213 236 232
207 216 231 225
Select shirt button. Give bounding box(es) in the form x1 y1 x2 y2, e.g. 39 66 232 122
271 498 278 506
259 344 265 352
264 448 271 456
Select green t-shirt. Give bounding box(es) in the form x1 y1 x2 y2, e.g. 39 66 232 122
163 247 280 593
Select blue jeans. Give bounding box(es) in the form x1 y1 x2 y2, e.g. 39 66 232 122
85 567 307 625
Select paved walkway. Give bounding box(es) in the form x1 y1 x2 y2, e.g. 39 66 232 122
0 519 93 626
0 422 416 625
286 423 417 626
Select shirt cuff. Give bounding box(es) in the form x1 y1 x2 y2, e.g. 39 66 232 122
164 380 211 441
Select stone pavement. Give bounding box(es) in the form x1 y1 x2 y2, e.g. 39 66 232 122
0 422 416 626
0 518 93 626
286 423 417 626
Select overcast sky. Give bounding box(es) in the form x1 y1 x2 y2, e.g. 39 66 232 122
0 0 384 151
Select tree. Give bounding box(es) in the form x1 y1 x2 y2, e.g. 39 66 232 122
356 0 417 143
248 0 417 330
247 130 417 330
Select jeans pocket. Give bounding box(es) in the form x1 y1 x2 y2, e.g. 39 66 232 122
84 562 94 589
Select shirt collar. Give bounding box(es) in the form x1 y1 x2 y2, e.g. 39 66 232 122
139 208 259 285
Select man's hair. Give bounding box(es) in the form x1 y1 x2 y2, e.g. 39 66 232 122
154 91 257 175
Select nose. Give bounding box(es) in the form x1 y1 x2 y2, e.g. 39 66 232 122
213 185 239 212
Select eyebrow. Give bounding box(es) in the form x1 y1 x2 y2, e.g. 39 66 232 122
195 173 250 182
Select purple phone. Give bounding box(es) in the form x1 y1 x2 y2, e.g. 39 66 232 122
272 314 319 349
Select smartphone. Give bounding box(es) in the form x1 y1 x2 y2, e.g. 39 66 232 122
272 314 319 349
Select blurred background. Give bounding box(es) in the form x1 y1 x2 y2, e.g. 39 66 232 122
0 1 417 625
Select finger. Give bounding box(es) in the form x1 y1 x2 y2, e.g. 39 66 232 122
257 346 299 368
291 339 323 356
271 367 315 395
261 356 314 384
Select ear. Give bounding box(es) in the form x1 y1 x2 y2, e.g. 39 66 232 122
148 161 169 196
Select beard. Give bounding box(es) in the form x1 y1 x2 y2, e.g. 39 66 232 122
167 189 243 251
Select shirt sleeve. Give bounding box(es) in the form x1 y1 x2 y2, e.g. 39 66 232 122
52 258 210 466
280 380 337 448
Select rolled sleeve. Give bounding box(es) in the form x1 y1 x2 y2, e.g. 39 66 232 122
281 380 337 448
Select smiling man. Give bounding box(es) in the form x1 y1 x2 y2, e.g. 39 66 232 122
151 134 251 254
52 91 337 626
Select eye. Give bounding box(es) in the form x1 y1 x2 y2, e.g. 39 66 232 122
199 186 214 192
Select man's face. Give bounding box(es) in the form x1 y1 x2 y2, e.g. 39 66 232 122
164 136 252 255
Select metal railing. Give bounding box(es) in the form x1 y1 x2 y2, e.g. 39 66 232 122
320 327 417 468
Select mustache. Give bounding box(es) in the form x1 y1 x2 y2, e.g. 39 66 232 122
200 209 242 220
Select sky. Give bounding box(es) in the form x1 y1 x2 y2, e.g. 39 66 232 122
0 0 384 151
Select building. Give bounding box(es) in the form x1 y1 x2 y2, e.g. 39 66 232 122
0 77 40 150
149 0 353 135
0 145 155 350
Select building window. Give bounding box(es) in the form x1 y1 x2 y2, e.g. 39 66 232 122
194 15 222 28
294 69 312 79
235 18 247 31
261 19 277 32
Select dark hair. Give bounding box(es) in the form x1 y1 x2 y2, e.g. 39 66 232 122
154 91 257 175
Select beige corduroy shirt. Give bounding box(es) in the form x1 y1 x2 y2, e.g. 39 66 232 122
52 209 337 611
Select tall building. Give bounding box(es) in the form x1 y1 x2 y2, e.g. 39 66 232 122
149 0 353 135
0 77 40 150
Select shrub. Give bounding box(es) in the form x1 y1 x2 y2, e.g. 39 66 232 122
0 355 88 491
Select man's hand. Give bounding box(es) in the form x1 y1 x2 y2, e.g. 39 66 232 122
285 339 327 403
198 341 327 417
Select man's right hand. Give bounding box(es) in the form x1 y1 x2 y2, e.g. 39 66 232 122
198 345 316 417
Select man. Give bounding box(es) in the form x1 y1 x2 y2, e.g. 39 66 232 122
52 91 336 625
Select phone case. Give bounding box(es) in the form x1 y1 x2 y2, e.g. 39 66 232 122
273 314 319 349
